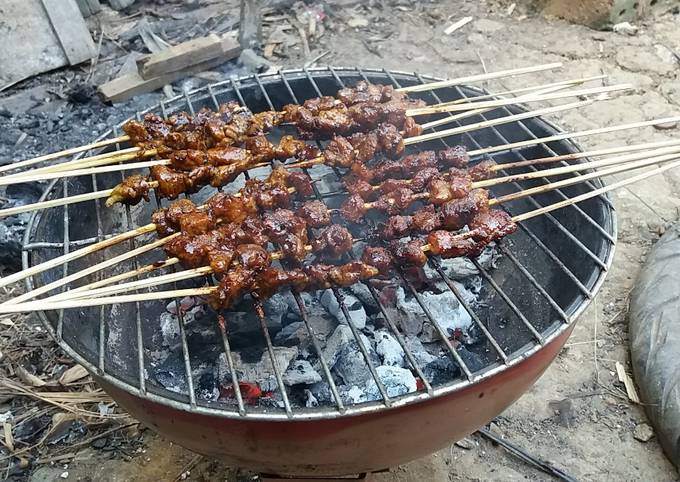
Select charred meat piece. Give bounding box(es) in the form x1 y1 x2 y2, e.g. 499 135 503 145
106 174 151 207
374 188 417 215
275 135 310 159
324 136 355 168
312 225 353 258
340 194 367 223
344 175 375 200
206 192 258 224
149 166 187 200
411 167 441 191
296 200 331 228
255 267 308 298
379 215 413 240
303 96 341 114
361 246 394 274
234 244 272 271
315 109 358 135
402 151 438 174
389 239 428 267
427 179 455 205
247 111 285 136
347 131 379 163
401 116 423 137
152 210 175 237
438 146 470 169
440 189 489 230
211 265 256 310
412 205 441 234
286 171 314 197
348 103 382 130
376 123 404 159
427 231 486 259
245 136 276 163
469 209 517 244
253 186 291 211
179 210 211 236
468 160 497 182
169 150 206 171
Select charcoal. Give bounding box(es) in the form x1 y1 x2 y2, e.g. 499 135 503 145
283 360 322 386
320 289 367 329
365 365 417 401
423 355 459 385
374 329 405 367
219 346 298 392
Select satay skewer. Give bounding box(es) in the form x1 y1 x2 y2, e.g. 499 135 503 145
5 79 608 183
3 63 565 175
5 157 679 314
28 152 679 305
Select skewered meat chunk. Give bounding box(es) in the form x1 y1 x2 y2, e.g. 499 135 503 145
312 225 353 258
324 136 355 168
286 171 314 197
344 175 375 199
277 135 314 159
374 188 417 215
179 211 211 236
469 210 517 243
412 205 440 233
234 244 271 271
303 96 342 113
376 123 404 159
149 165 188 200
440 189 489 230
401 117 423 137
380 215 413 240
427 231 486 259
428 179 455 205
468 160 497 182
211 265 257 310
348 131 379 163
438 146 470 169
263 209 309 261
106 175 151 207
296 200 331 228
247 111 285 136
390 239 428 267
340 194 367 223
256 268 308 298
245 136 275 163
361 246 393 274
206 192 258 224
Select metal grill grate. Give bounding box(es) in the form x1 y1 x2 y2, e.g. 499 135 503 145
22 68 616 420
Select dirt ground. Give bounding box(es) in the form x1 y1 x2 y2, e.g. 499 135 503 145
5 0 680 480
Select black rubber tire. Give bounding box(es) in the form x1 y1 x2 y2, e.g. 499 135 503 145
630 223 680 469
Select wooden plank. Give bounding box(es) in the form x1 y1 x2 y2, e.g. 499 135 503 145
40 0 96 65
136 34 224 80
99 56 225 103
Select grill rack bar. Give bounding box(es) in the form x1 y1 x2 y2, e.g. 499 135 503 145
21 67 616 419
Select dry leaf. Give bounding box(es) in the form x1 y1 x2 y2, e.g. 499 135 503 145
0 318 14 327
15 365 47 387
59 364 89 385
347 16 369 28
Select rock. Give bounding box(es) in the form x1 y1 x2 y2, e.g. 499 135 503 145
474 19 504 33
283 360 322 386
321 290 367 329
219 346 298 392
613 21 638 36
659 81 680 106
374 330 405 367
365 366 417 401
633 423 655 442
28 466 68 482
455 437 477 450
439 257 479 279
616 48 677 76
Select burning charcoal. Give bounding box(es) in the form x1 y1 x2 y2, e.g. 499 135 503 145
282 360 322 386
274 322 308 347
341 385 367 405
320 325 378 386
308 382 333 404
423 355 459 385
195 372 220 401
374 330 405 367
439 244 501 280
349 283 379 311
219 346 298 392
404 336 437 366
159 311 180 347
365 366 417 401
320 289 367 329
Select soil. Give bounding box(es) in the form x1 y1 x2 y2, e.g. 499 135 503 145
2 0 680 480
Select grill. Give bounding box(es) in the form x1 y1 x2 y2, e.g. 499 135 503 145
22 68 616 477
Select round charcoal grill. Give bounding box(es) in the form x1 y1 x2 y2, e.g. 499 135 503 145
23 68 616 477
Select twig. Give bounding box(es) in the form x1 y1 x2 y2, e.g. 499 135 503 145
444 16 473 35
172 454 203 482
477 427 578 482
304 50 330 68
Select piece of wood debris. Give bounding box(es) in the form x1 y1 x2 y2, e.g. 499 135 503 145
2 422 14 452
136 34 225 80
98 36 242 103
59 364 89 385
444 16 473 35
615 361 641 404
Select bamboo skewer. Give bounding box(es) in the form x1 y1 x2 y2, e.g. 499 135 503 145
407 84 633 116
395 63 563 92
10 147 677 305
5 157 678 314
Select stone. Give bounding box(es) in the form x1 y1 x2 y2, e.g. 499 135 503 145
542 0 650 29
365 366 417 401
659 81 680 106
616 48 677 76
283 360 322 386
633 423 655 442
374 330 405 367
29 466 66 482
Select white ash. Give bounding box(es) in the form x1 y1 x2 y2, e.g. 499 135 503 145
365 365 417 401
283 360 322 386
438 245 500 280
282 291 317 317
349 283 379 311
160 303 206 348
374 329 405 367
304 389 319 408
342 385 367 405
320 289 367 329
218 346 298 392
